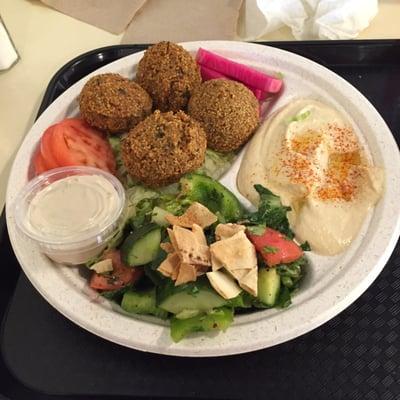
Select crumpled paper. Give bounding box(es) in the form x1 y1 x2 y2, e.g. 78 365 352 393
41 0 146 34
241 0 378 40
40 0 243 42
122 0 243 44
0 17 19 70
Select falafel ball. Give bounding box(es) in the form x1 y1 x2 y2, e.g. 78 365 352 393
121 110 207 187
188 79 259 152
79 73 152 134
136 41 201 112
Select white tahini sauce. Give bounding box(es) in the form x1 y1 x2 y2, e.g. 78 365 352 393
26 175 120 242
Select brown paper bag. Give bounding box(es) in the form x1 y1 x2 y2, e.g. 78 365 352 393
122 0 243 43
41 0 146 34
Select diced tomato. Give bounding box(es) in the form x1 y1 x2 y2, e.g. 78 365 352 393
89 250 143 291
40 125 60 170
247 227 303 267
33 149 48 175
49 119 116 174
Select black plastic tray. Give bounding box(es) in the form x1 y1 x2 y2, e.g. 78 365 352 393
2 40 400 400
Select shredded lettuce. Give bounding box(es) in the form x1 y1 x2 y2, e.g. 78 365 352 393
128 186 193 229
108 136 137 188
195 149 236 180
125 186 158 219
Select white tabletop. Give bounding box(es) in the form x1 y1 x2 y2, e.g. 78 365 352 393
1 0 399 210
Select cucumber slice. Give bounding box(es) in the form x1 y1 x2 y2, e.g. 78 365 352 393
121 225 161 266
121 288 167 319
258 268 281 307
180 174 243 222
158 279 227 315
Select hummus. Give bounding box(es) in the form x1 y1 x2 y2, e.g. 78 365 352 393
237 98 384 255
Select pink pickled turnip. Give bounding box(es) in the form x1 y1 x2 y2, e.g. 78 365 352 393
251 88 266 101
200 65 268 101
200 65 227 81
196 48 282 94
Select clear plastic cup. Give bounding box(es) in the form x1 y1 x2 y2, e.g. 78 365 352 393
13 166 126 265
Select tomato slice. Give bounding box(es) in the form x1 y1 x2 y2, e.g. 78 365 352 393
89 250 143 291
50 118 116 174
33 149 48 175
40 125 60 170
247 227 303 267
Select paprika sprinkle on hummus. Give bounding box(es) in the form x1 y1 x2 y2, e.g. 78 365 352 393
238 98 384 255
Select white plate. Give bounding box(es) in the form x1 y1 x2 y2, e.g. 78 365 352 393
6 41 400 357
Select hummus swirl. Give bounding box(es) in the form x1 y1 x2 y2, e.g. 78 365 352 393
237 98 384 255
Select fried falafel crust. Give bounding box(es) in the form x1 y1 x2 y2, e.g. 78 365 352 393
136 42 201 112
188 79 259 152
122 110 207 187
79 73 152 134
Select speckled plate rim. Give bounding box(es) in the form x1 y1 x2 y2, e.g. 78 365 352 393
6 41 400 357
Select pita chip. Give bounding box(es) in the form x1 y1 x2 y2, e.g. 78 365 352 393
210 231 257 271
207 270 242 300
157 252 180 279
192 223 208 247
160 242 174 254
239 268 258 297
166 202 217 229
172 226 211 266
215 223 246 241
175 263 197 286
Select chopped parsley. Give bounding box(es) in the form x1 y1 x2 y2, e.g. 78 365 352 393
263 245 278 254
300 241 311 251
289 110 311 123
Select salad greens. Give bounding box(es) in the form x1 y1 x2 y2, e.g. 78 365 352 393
277 257 307 291
170 307 233 343
89 139 309 342
108 136 137 188
246 184 294 238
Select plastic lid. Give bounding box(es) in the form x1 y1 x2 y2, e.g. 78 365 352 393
13 166 126 250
